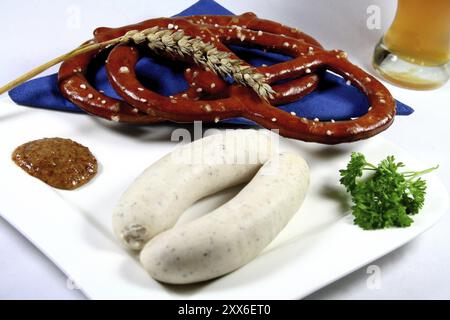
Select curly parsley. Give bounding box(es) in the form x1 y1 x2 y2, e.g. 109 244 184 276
339 153 438 230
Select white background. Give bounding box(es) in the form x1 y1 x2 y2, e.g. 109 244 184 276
0 0 449 299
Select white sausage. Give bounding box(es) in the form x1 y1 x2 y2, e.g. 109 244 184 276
112 130 273 250
140 152 309 284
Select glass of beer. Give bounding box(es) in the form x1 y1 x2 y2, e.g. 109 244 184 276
373 0 450 90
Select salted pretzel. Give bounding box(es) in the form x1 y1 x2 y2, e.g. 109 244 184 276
186 13 323 47
58 14 395 144
58 13 321 123
58 14 321 123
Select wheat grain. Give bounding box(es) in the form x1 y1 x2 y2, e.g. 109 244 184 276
120 28 274 100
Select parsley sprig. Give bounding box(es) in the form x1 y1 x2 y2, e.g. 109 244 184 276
339 153 438 230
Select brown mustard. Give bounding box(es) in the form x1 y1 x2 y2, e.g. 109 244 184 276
12 137 98 190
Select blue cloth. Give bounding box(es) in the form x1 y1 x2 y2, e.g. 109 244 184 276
8 0 413 123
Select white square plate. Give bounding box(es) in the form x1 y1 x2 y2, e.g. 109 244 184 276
0 99 447 299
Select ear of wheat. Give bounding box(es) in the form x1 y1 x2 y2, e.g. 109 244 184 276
0 27 275 100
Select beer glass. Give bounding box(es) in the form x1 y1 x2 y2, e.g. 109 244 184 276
373 0 450 90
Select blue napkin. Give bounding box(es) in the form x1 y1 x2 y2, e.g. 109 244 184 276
8 0 413 124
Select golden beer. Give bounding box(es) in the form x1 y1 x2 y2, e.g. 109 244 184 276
373 0 450 89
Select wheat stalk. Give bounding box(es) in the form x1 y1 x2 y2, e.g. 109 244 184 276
124 27 275 99
0 27 274 100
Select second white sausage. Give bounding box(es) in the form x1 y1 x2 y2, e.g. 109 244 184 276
140 152 309 284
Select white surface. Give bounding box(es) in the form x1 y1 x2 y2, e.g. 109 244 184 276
0 99 447 299
0 0 449 299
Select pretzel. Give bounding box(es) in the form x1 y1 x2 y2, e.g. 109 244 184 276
58 14 395 144
58 14 321 123
58 40 161 124
186 12 323 48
